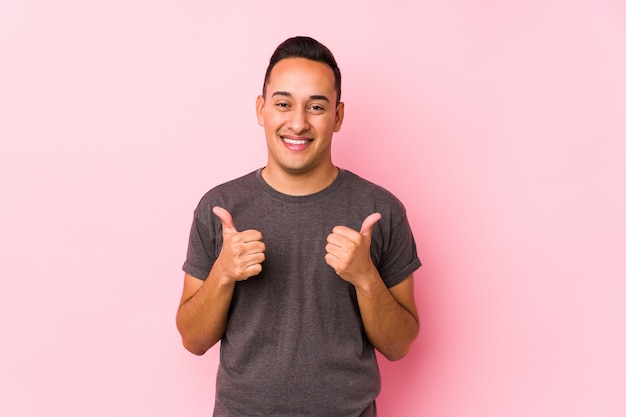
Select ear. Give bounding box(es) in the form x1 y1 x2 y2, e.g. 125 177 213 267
333 101 345 132
255 95 265 126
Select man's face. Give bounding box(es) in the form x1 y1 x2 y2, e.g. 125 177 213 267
256 57 344 178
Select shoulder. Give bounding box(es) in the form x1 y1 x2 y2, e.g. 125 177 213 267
191 170 260 223
196 170 259 207
339 169 407 210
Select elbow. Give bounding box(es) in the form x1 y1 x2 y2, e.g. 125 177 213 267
181 338 210 356
176 318 214 356
177 325 215 356
380 343 411 362
379 323 420 362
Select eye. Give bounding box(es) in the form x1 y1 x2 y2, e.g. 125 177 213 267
307 104 325 114
275 101 291 110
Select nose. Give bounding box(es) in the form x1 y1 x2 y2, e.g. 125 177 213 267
287 107 310 133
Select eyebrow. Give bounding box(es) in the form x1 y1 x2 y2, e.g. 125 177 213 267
271 91 330 103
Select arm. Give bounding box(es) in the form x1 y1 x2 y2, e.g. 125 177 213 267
176 272 235 355
176 207 265 355
354 273 419 361
325 213 419 361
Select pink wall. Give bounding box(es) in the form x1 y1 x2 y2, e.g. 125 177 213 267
1 1 624 416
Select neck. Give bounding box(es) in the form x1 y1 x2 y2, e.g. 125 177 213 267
261 165 339 196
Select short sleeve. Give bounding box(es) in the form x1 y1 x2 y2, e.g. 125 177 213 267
376 208 421 288
182 210 216 280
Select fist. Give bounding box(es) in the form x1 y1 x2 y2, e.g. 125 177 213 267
325 213 381 286
212 206 265 283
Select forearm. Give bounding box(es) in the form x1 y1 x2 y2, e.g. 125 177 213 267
176 272 235 355
177 210 266 355
355 273 419 361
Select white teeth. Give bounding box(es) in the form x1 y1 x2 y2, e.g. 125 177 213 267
283 138 309 145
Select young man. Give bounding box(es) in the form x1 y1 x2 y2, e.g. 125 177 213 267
177 36 421 416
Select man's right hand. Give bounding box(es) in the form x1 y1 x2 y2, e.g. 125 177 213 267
212 206 265 283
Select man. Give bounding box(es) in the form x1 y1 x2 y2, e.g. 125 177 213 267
177 36 421 416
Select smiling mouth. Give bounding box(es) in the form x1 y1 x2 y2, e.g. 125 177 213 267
283 138 310 145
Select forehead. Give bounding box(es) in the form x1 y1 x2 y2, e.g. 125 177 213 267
266 58 336 98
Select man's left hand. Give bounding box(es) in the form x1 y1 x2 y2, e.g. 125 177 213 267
324 213 382 287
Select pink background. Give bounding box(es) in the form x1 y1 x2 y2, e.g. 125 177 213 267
1 1 625 416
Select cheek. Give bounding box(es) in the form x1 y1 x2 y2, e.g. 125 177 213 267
320 117 339 134
263 112 284 129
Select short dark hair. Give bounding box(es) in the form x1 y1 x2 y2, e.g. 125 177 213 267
262 36 342 105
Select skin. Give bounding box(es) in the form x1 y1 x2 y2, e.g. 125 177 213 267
176 57 419 360
256 57 345 196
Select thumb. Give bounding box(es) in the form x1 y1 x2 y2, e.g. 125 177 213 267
212 206 238 235
360 213 382 238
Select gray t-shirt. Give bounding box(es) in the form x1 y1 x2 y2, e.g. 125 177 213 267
183 168 421 417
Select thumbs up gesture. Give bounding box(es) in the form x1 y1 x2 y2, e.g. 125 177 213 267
325 213 382 287
212 206 266 283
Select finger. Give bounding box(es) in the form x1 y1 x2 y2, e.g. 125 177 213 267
360 213 382 238
212 206 238 235
326 230 352 248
